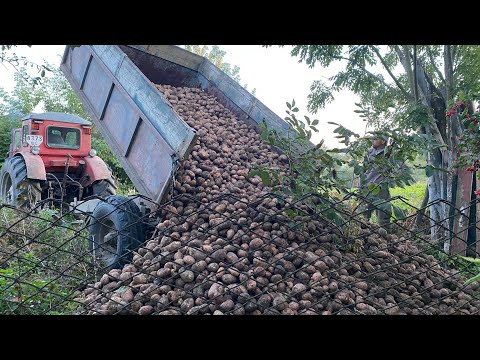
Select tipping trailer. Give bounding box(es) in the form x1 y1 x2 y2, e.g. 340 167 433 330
60 45 290 268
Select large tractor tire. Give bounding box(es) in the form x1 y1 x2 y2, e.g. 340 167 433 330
0 156 42 208
91 177 117 197
88 195 144 270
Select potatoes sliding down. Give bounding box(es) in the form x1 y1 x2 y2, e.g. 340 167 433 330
79 85 480 315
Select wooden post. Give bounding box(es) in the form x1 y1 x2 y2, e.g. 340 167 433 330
451 169 473 256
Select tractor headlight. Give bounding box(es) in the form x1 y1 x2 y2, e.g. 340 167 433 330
89 149 97 157
31 146 40 155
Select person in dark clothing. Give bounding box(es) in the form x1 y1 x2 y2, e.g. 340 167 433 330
359 134 392 226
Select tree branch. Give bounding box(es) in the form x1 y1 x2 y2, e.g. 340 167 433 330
370 46 411 100
426 46 446 86
402 45 417 92
413 183 429 230
420 99 448 161
422 64 446 103
452 45 458 63
326 50 398 94
444 45 455 102
393 45 416 100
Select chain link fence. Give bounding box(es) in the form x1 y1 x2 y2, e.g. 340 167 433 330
1 191 479 315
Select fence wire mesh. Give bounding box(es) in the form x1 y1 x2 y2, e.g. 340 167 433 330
1 191 479 315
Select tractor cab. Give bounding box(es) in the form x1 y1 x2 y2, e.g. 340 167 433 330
1 112 116 208
10 112 94 163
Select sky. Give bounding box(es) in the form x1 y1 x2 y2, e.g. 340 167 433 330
0 45 368 147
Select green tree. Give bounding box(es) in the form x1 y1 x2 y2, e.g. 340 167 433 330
1 45 51 86
0 115 21 163
184 45 257 95
281 45 480 249
278 45 480 248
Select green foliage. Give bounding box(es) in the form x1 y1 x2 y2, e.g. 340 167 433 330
251 99 343 199
286 45 480 186
329 121 423 190
248 101 352 228
0 207 91 314
0 115 21 163
455 105 480 169
0 45 51 86
455 256 480 285
390 181 427 214
37 60 89 118
91 127 130 184
0 60 87 118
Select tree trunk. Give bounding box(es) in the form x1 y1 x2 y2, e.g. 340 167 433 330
413 183 429 230
427 149 448 248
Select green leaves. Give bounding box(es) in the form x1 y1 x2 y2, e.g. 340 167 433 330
286 99 295 110
254 102 346 219
284 208 296 219
465 273 480 285
368 183 380 195
392 204 405 220
424 165 448 177
459 256 480 265
249 169 272 186
328 121 360 146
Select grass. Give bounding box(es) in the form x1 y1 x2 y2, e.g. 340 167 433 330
390 180 427 213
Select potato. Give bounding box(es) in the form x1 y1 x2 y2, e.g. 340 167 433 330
138 305 154 315
81 84 475 317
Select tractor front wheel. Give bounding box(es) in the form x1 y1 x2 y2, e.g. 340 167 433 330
0 157 42 208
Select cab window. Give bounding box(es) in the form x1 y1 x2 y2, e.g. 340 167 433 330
47 127 80 149
22 125 28 147
14 130 21 150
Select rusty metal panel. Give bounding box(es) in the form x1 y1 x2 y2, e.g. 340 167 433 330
81 57 115 117
66 46 92 89
121 45 202 88
129 45 203 71
451 169 473 256
83 156 111 183
124 120 174 203
19 153 46 181
101 86 139 156
91 45 196 160
61 46 184 204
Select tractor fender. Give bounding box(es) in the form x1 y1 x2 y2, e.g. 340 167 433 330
17 153 46 181
83 156 112 185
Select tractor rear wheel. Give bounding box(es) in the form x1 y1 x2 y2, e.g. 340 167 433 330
91 177 117 198
88 195 144 270
0 157 42 208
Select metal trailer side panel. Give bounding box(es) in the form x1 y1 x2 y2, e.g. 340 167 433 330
60 46 193 204
92 45 197 160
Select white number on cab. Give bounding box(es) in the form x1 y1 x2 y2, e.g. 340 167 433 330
26 135 43 147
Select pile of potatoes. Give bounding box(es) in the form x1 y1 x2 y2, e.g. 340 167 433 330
78 85 480 315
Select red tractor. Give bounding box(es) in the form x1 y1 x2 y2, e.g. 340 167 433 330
0 112 116 208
